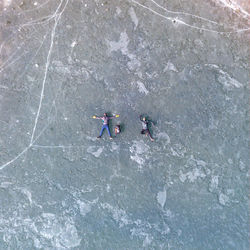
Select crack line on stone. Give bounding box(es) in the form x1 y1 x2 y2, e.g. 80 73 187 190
0 0 69 171
20 14 59 28
0 51 28 73
0 122 50 170
0 23 49 73
0 2 67 74
15 32 49 82
130 0 250 34
149 0 222 26
215 0 250 19
18 0 52 14
29 0 69 146
32 145 77 149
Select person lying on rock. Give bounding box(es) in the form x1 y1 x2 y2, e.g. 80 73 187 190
93 113 119 139
140 116 154 142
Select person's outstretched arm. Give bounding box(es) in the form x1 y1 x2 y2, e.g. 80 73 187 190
109 114 119 119
150 120 156 126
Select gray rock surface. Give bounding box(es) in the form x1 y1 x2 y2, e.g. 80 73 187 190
0 0 249 249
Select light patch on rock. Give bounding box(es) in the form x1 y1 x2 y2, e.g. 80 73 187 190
218 72 243 89
71 41 77 48
3 0 12 7
186 155 207 168
108 31 140 71
52 60 70 74
130 140 150 166
111 142 119 152
130 228 153 247
212 0 250 18
209 175 219 192
179 171 187 183
2 211 81 248
136 81 149 95
127 55 141 70
187 168 206 182
27 75 35 82
0 181 12 188
33 237 42 248
116 7 121 15
157 189 166 208
101 203 130 227
196 159 207 167
179 168 206 183
109 31 129 55
239 160 245 171
207 64 243 89
170 144 186 158
77 200 91 217
164 209 174 218
226 189 235 196
209 117 219 129
129 7 138 29
106 184 111 192
156 132 170 143
164 61 178 72
21 188 33 205
39 213 81 248
194 39 204 47
87 146 104 158
0 85 9 89
130 155 144 165
86 136 97 142
143 234 153 247
218 193 229 206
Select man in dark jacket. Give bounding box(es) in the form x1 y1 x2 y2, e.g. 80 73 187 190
140 116 154 142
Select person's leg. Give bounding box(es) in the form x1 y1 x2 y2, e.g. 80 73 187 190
99 125 105 137
146 129 154 141
105 125 112 137
141 129 146 134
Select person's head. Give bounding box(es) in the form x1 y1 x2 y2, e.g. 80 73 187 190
104 113 107 117
142 117 146 121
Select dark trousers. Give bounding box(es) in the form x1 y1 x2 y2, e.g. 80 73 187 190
141 129 153 140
